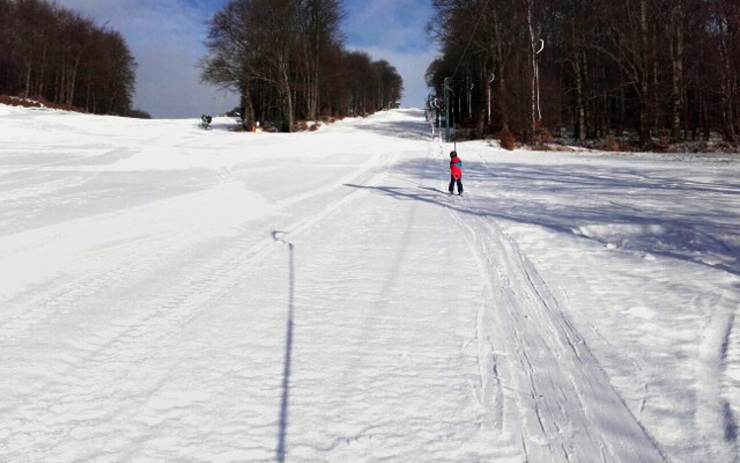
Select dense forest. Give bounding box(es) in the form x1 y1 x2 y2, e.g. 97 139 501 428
427 0 740 148
201 0 404 132
0 0 138 116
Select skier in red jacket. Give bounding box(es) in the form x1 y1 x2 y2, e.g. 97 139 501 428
448 151 463 195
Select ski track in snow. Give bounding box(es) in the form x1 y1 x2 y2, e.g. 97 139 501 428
1 105 739 462
456 142 740 463
449 203 667 462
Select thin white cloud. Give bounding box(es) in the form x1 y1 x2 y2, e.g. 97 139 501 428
134 44 234 119
53 0 233 119
52 0 436 116
344 0 438 107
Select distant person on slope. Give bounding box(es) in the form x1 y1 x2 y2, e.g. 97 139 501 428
448 151 463 195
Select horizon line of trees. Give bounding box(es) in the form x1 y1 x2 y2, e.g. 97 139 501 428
201 0 404 132
427 0 740 147
0 0 139 116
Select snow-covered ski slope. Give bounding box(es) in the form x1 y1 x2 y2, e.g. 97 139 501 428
1 105 738 462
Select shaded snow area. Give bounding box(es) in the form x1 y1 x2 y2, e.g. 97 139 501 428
0 104 738 462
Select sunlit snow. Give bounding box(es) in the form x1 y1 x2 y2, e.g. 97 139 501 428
1 105 738 462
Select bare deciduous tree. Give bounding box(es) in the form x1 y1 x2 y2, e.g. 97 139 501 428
0 0 137 116
202 0 403 130
427 0 740 147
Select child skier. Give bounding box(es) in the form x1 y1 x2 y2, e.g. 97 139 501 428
448 151 463 195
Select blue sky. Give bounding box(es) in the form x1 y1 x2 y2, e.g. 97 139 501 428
54 0 437 119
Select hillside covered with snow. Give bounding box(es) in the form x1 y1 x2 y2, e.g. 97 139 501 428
0 105 738 462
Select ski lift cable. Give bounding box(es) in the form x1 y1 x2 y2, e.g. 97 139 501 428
451 0 491 81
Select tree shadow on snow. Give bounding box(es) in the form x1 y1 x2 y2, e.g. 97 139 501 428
347 109 432 141
347 156 740 276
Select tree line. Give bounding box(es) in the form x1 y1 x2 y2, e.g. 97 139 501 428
201 0 403 132
427 0 740 148
0 0 138 116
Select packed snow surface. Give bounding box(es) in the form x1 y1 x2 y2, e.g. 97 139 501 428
0 105 738 462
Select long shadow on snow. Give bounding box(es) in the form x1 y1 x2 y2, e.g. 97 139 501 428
271 231 295 463
347 156 740 276
347 108 431 141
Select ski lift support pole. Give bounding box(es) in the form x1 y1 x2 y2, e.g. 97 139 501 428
444 77 451 143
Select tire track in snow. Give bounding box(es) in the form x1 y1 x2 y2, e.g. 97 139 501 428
697 287 739 461
0 148 394 347
0 229 182 346
3 148 394 355
278 164 510 461
0 150 399 458
424 145 508 439
447 203 668 462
